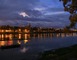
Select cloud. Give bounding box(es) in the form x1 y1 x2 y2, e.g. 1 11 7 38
0 14 70 28
0 0 70 27
0 0 64 20
18 12 30 17
39 0 63 8
44 11 66 15
33 7 46 11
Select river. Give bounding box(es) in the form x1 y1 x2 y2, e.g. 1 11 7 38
0 33 77 60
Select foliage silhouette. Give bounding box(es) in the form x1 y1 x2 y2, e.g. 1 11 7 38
60 0 77 29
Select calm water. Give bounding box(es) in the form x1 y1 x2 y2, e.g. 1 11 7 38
0 33 77 60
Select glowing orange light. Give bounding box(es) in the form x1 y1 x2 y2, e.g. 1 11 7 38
19 34 21 39
24 40 28 44
17 40 21 44
0 41 6 46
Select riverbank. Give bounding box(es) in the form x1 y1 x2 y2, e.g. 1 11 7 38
38 44 77 60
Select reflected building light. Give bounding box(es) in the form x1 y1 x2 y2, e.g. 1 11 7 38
25 34 27 39
17 40 21 44
15 30 18 32
69 34 72 36
15 35 18 38
19 34 21 39
43 34 46 38
38 34 40 38
40 34 43 38
66 34 68 37
61 33 65 38
47 34 49 37
9 34 12 39
45 34 46 37
0 35 1 38
73 33 77 36
0 30 1 32
2 34 4 39
27 34 30 38
48 34 50 37
50 34 53 38
5 34 8 38
56 34 60 37
71 34 73 36
0 41 6 46
24 40 28 44
66 34 70 37
20 47 28 53
45 34 47 37
7 40 13 45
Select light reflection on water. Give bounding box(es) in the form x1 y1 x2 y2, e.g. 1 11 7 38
0 33 77 60
0 33 77 48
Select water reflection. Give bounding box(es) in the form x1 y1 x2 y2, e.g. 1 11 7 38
0 34 30 48
20 47 29 53
0 33 77 60
0 33 77 48
31 33 77 38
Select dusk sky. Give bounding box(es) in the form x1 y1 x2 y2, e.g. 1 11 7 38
0 0 70 28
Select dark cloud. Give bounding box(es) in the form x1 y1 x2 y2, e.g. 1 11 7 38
0 14 70 28
0 0 64 20
0 0 42 20
0 0 70 27
0 0 38 8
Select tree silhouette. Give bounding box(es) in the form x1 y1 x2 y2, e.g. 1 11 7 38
60 0 77 29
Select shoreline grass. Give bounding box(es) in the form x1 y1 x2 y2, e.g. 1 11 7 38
38 45 77 60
